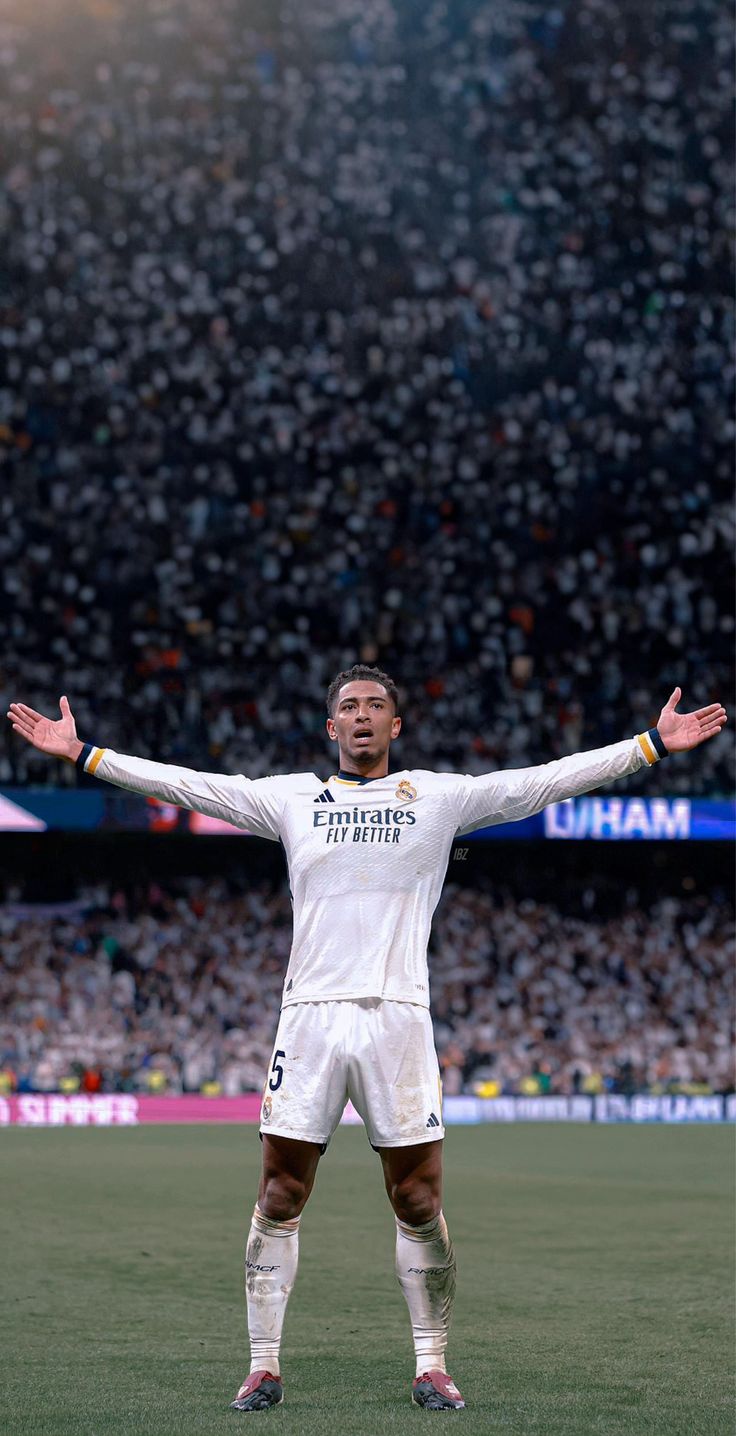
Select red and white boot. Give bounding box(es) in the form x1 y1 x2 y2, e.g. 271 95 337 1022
412 1370 465 1410
229 1370 284 1412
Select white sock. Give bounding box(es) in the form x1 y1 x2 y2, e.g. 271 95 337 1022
395 1211 457 1378
245 1204 301 1377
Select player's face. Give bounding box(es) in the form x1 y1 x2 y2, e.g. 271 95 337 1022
326 681 401 773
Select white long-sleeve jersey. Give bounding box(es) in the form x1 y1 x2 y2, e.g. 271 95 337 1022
80 733 663 1008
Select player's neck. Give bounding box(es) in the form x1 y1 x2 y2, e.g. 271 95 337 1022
337 754 390 781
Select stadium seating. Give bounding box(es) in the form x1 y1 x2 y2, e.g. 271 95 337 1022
1 878 731 1097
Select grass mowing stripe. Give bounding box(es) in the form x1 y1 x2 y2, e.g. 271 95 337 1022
3 1125 733 1435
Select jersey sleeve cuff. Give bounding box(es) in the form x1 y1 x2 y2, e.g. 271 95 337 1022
637 729 669 765
76 743 106 775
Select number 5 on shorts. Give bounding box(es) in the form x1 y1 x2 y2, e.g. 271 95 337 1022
268 1049 286 1091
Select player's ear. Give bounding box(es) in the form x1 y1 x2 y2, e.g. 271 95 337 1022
391 715 402 738
326 718 338 742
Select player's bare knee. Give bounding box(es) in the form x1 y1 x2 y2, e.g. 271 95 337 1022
259 1170 310 1221
388 1175 440 1226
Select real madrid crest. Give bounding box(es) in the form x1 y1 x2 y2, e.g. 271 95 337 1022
395 778 417 803
261 1095 273 1122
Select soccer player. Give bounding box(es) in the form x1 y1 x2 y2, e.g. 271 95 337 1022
7 670 727 1413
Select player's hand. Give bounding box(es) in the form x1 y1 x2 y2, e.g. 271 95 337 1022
656 688 727 753
6 696 82 762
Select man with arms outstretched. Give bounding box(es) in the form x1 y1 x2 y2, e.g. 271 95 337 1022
7 669 727 1413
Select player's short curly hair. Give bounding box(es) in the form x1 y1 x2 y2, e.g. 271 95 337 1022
326 664 399 716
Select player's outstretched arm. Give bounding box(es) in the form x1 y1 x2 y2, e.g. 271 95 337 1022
454 688 727 834
6 697 283 838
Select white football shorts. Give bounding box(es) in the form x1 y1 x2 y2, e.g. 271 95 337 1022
259 998 445 1149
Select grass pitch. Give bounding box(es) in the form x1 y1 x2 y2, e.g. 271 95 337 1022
3 1123 733 1436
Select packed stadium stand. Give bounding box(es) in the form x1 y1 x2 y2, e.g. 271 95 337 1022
0 0 732 793
1 870 732 1098
0 0 732 1113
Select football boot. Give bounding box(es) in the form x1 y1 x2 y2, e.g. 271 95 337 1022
229 1370 284 1412
412 1369 465 1410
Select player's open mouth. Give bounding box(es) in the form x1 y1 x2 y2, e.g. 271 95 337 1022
354 731 373 743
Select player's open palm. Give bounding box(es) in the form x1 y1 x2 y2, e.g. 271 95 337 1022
6 696 79 760
656 688 727 753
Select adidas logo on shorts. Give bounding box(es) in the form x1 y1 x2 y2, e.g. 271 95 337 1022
426 1112 440 1128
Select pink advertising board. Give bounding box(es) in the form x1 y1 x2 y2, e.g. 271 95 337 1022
2 1094 729 1128
0 1094 366 1127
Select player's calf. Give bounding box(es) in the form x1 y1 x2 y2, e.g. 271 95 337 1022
238 1203 300 1405
395 1211 457 1376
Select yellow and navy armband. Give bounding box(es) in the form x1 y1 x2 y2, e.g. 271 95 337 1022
637 729 669 765
76 743 106 775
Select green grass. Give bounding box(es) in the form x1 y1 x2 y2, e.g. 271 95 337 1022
2 1124 734 1435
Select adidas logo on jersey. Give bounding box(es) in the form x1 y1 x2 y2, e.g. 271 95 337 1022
426 1112 440 1128
314 789 335 804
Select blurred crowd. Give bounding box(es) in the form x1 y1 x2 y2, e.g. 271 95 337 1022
1 877 732 1097
0 0 732 793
